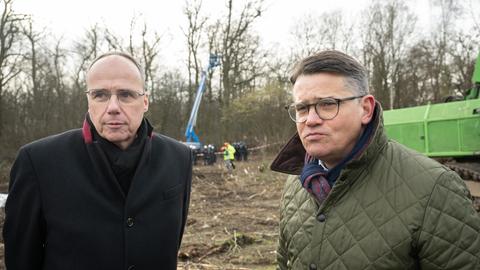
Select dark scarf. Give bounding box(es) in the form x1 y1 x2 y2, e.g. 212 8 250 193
87 115 148 195
300 117 375 204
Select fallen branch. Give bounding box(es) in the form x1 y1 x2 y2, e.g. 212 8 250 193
247 189 266 200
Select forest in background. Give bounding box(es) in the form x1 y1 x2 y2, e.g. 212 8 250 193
0 0 479 160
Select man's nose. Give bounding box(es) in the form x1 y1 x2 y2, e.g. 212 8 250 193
106 95 121 113
305 105 323 125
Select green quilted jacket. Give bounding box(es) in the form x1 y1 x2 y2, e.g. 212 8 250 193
271 103 480 270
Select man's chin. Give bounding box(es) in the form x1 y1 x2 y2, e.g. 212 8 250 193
305 146 328 159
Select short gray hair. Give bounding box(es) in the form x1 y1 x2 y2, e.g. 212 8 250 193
290 50 369 95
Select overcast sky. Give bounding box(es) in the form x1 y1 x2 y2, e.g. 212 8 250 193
14 0 375 41
11 0 475 68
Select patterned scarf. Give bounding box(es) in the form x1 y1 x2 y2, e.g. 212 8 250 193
299 114 376 204
300 155 331 204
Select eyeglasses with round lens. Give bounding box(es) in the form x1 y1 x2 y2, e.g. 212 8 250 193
85 89 145 104
285 95 365 123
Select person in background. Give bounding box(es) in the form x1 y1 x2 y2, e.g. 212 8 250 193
233 142 242 161
233 141 248 161
222 142 236 171
202 144 216 165
3 52 193 270
238 141 248 161
271 50 480 269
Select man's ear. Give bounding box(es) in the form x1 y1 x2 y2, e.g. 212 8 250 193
143 93 149 112
360 95 375 125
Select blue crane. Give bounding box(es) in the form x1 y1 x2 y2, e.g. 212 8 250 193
185 54 220 145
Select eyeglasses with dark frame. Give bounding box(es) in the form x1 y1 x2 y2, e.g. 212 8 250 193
285 95 365 123
85 89 146 104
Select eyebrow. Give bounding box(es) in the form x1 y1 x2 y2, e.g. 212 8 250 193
88 88 136 92
294 96 336 104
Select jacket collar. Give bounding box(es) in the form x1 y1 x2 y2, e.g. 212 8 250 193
270 101 387 175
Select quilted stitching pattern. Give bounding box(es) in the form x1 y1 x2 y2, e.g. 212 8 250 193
277 141 480 270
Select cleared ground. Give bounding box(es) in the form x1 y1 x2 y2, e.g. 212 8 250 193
178 153 284 270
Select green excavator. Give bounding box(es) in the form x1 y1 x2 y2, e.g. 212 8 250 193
383 54 480 209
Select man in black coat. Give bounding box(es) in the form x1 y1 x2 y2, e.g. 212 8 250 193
3 52 193 270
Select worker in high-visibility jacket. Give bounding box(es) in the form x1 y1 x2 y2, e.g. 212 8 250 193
222 142 236 171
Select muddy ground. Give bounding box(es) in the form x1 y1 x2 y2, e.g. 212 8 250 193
0 153 285 269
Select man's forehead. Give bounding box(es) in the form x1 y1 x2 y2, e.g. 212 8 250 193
293 89 352 102
86 56 143 83
89 55 138 73
293 84 353 102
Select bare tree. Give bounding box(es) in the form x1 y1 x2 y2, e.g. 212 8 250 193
289 13 321 60
48 37 72 127
466 0 480 36
72 24 101 92
289 10 356 61
426 0 463 101
148 70 187 139
127 15 139 56
121 16 163 101
211 0 264 106
0 0 26 139
362 0 417 109
22 17 44 138
449 32 479 94
183 0 207 108
104 27 124 51
22 18 43 96
140 22 161 101
205 21 221 101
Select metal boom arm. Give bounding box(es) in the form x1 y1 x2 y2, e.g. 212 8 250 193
185 55 220 143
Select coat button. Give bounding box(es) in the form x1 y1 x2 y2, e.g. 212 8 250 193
127 265 135 270
126 217 135 227
317 214 326 222
309 263 317 270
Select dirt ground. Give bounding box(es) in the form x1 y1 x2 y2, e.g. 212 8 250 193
178 153 284 270
0 152 285 269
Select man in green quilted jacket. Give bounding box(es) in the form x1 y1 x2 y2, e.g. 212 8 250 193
271 50 480 270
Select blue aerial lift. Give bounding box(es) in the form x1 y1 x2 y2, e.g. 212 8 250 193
184 54 220 152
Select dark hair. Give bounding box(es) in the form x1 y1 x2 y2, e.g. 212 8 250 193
290 50 368 95
87 51 145 88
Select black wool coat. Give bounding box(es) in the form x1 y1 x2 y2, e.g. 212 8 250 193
3 119 192 270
